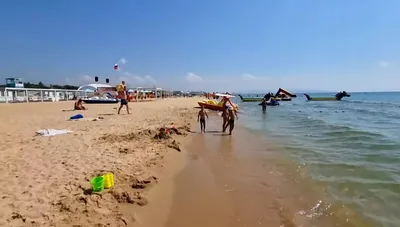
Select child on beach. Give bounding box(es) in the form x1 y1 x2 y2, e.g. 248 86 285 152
197 106 209 133
223 108 238 135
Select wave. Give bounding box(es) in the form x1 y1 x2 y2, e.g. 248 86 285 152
240 95 400 227
344 99 400 105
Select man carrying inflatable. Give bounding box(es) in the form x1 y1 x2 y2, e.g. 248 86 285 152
221 95 235 109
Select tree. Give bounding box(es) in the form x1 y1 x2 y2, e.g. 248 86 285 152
0 81 79 90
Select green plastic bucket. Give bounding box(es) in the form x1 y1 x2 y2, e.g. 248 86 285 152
90 176 104 192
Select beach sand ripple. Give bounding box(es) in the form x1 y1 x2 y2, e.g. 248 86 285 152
0 98 198 227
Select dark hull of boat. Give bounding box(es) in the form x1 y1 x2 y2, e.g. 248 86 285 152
82 99 119 104
304 93 349 101
240 97 292 102
241 98 263 102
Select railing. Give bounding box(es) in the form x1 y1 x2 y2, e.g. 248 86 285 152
0 87 174 103
0 87 80 103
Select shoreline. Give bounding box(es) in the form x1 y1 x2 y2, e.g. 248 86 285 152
0 99 377 227
163 117 289 227
129 121 197 227
148 114 372 227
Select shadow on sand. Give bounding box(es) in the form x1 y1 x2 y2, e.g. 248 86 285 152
190 130 224 134
98 113 115 116
212 133 230 137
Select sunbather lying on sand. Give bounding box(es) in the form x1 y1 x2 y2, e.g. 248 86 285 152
74 99 87 110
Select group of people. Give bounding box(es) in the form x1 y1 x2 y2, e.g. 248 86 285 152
73 81 130 114
197 104 238 135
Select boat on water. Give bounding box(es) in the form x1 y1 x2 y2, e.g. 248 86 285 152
272 88 296 101
304 91 350 101
238 95 263 102
238 94 292 102
272 97 292 101
238 88 296 102
198 93 238 111
259 93 280 106
275 88 297 98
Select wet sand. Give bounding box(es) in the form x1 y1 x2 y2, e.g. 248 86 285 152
139 114 371 227
165 118 292 227
3 99 372 227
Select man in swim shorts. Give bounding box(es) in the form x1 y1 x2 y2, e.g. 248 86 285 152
118 81 130 114
223 108 238 135
197 106 208 133
221 106 229 132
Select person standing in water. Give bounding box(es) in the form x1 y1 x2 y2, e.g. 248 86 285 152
260 98 267 112
197 106 209 133
223 108 238 135
118 81 130 114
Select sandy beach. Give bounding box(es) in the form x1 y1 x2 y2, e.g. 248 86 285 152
0 98 200 227
0 98 371 227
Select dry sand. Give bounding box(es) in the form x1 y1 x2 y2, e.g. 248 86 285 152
0 98 200 227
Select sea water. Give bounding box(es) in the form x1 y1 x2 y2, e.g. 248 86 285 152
236 92 400 227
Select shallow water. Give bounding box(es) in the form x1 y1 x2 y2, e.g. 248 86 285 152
166 118 364 227
236 92 400 227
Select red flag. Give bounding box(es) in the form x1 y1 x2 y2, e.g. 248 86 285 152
114 64 119 70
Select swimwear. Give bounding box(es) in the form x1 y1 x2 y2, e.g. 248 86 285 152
200 118 205 124
229 119 234 127
120 99 128 105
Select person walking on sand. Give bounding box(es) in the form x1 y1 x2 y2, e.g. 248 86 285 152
197 106 208 133
221 106 229 132
223 108 238 135
118 81 130 114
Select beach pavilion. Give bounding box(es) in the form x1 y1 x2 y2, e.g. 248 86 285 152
77 83 114 92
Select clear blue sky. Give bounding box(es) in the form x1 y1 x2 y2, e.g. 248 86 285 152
1 0 400 92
